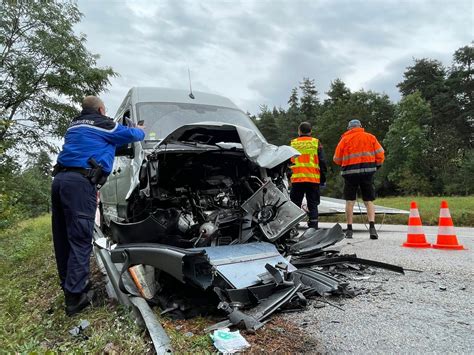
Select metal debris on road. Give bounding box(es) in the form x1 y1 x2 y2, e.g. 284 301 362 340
103 221 409 333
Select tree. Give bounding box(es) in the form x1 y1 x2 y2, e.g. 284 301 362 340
0 153 21 228
255 105 280 144
442 149 474 195
398 56 460 177
299 78 319 123
288 87 299 111
397 58 446 102
447 44 474 149
383 92 432 194
0 1 117 157
276 105 306 146
346 90 394 143
0 150 52 227
325 78 351 105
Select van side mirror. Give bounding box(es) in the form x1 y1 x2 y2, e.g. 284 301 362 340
115 143 135 158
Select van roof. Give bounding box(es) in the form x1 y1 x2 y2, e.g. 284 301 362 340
129 87 241 111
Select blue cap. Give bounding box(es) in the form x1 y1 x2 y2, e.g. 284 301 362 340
347 119 362 129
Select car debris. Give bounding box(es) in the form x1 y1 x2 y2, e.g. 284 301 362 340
99 221 407 335
93 87 411 353
69 319 90 337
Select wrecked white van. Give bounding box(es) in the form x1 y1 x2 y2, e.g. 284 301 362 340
99 87 305 245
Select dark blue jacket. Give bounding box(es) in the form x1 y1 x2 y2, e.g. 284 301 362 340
57 109 145 174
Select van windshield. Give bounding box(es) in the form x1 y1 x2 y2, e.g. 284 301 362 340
136 102 262 144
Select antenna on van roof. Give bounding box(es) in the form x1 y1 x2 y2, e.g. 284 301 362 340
188 68 195 99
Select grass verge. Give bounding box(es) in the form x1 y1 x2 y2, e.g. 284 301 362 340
320 196 474 226
0 215 151 353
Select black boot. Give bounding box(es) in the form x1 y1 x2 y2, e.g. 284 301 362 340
64 290 92 316
369 226 379 240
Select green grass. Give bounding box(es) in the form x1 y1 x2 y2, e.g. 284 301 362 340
0 215 151 353
320 196 474 226
160 316 214 353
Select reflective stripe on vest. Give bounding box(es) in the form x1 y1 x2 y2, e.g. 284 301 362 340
290 137 320 184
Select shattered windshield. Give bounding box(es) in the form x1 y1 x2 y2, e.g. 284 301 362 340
136 102 261 144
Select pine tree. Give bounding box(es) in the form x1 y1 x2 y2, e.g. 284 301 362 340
299 78 319 123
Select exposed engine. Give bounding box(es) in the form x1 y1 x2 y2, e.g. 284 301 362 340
109 150 303 247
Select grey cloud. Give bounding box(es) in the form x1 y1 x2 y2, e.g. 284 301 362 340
73 0 472 115
247 38 352 111
362 57 409 102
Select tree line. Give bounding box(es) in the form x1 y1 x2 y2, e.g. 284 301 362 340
252 44 473 198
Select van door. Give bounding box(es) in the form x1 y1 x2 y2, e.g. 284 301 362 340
100 92 132 222
114 109 136 218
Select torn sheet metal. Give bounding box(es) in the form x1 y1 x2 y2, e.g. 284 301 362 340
293 269 347 296
125 146 146 200
290 224 345 255
247 284 302 321
241 181 306 242
199 242 296 289
224 283 276 306
235 125 300 169
158 122 300 169
207 284 303 332
218 302 264 331
313 255 405 274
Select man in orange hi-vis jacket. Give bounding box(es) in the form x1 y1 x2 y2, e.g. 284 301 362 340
290 122 327 229
333 119 385 239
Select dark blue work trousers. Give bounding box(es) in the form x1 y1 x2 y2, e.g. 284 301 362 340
51 172 97 294
290 182 320 226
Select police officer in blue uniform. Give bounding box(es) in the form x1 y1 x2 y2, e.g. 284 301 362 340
51 96 145 316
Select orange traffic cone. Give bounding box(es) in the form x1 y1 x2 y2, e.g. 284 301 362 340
432 200 465 250
402 201 431 248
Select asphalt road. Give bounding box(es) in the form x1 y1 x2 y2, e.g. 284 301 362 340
286 222 473 354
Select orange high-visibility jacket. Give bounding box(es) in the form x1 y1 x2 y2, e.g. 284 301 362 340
333 128 384 176
290 136 320 183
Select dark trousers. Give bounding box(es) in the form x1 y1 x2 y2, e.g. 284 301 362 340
290 182 320 227
51 172 97 294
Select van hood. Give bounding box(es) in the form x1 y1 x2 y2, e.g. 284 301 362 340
156 122 300 169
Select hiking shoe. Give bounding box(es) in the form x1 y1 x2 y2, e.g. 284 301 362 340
345 229 353 239
369 226 379 240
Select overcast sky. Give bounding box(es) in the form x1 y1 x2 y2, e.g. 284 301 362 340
75 0 473 116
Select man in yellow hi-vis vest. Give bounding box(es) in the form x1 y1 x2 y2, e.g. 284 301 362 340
290 122 327 229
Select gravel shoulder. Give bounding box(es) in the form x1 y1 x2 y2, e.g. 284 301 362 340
286 223 474 354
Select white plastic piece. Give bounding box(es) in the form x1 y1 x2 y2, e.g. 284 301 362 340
210 328 250 354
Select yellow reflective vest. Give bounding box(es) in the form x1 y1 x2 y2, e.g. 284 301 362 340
290 136 320 183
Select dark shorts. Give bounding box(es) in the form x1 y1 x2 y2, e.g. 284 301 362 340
343 173 375 201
